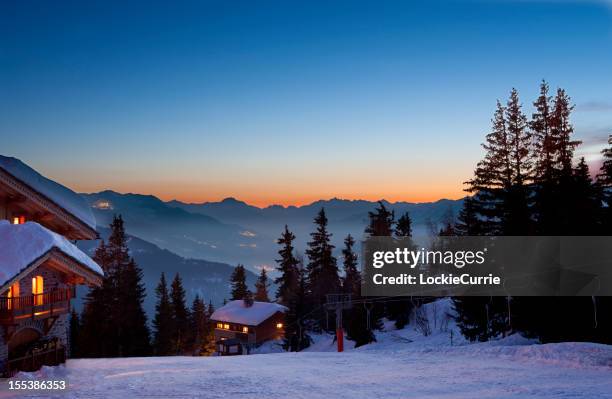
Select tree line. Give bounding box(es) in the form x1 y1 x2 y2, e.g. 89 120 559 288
71 215 217 357
451 81 612 344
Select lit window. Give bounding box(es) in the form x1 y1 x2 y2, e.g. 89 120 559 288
216 322 223 329
276 323 283 329
242 326 249 333
12 216 25 225
223 323 230 330
32 275 44 305
7 282 19 310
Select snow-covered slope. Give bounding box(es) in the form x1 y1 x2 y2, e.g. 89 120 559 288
6 299 612 398
7 341 612 399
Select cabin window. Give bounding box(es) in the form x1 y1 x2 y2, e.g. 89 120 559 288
276 322 283 329
32 275 44 305
223 323 230 330
7 282 20 310
242 326 249 333
12 216 26 225
216 322 223 329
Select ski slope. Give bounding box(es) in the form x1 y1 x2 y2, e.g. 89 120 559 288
4 300 611 398
4 341 611 399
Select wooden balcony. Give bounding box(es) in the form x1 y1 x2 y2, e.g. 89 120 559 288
0 287 75 325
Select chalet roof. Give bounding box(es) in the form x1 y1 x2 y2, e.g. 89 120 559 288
0 155 96 230
0 221 103 287
211 300 287 326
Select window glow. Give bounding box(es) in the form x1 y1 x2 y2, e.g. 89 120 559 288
12 216 25 225
32 275 43 305
276 323 283 329
242 326 248 333
7 282 19 310
223 323 230 330
216 322 223 329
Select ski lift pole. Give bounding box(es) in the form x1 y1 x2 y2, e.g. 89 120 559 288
336 301 343 352
326 293 352 353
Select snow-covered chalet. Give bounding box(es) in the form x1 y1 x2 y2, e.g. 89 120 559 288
211 300 287 355
0 155 103 376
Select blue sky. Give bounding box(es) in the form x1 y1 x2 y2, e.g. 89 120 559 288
1 0 611 206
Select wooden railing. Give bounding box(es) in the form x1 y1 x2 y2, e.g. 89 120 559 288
3 342 66 377
0 287 75 324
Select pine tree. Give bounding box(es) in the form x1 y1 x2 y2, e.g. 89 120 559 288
190 295 208 355
69 308 80 358
274 226 299 307
455 197 480 236
597 135 612 230
254 268 270 302
453 296 509 341
79 240 113 357
170 273 190 354
80 216 150 357
230 265 249 301
365 202 394 236
153 272 174 355
504 88 533 235
305 208 341 331
117 258 151 356
341 234 360 295
394 212 412 237
283 256 311 351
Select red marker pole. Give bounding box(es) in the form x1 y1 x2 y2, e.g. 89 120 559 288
336 328 344 352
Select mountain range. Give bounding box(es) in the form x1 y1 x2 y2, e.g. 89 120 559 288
82 191 465 270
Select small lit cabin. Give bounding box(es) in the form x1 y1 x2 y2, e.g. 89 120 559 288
0 155 103 376
211 300 287 355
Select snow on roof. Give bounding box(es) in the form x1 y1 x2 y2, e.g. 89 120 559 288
0 221 103 286
211 300 287 326
0 155 96 230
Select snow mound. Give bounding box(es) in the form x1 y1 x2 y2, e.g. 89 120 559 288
0 155 96 229
211 300 287 326
0 221 103 286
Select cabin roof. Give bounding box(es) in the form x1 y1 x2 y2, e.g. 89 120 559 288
211 300 287 326
0 221 103 288
0 155 96 231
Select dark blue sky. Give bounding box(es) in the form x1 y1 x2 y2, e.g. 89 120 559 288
1 0 611 205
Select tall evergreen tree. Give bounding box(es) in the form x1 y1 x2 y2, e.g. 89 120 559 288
170 273 191 354
117 258 151 356
230 265 249 301
365 202 395 236
284 255 311 351
597 135 612 229
274 226 299 306
341 234 360 295
455 197 481 236
190 295 208 355
153 272 173 356
80 216 150 357
69 308 81 358
305 208 341 331
254 268 270 302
